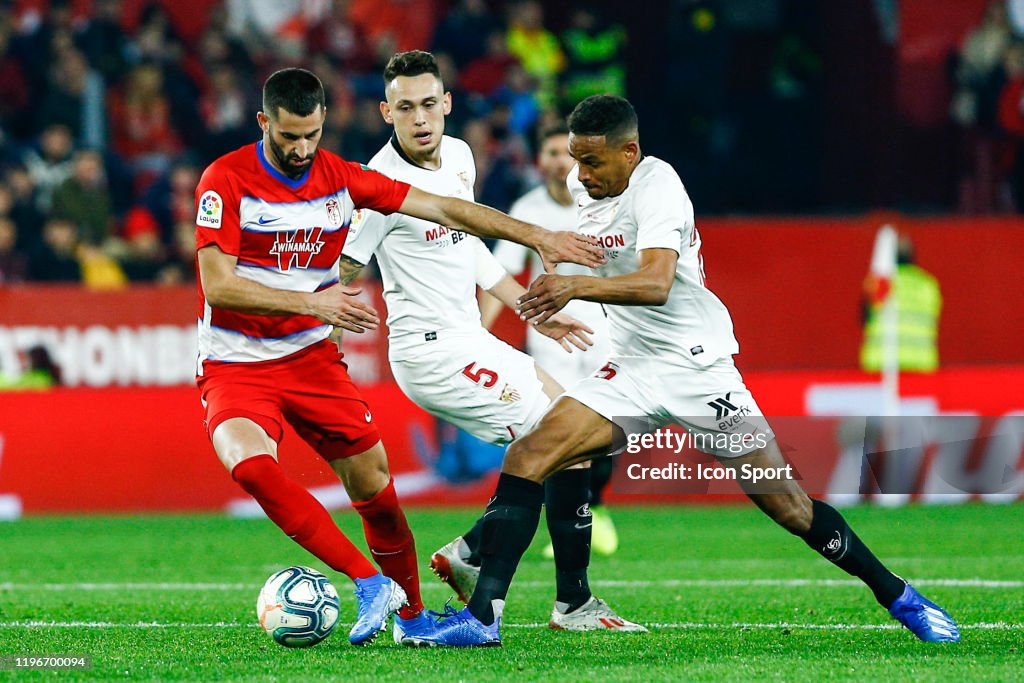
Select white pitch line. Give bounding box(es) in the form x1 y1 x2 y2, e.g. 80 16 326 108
0 621 248 629
0 583 256 591
0 578 1021 592
0 621 1019 631
585 578 1024 589
506 622 1024 631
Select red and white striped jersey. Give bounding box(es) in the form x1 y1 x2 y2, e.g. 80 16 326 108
194 141 410 373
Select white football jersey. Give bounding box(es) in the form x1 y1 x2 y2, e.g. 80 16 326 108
494 183 610 363
343 136 507 361
568 156 739 367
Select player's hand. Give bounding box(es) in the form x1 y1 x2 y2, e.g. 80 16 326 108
535 313 594 353
307 285 379 333
536 230 605 273
517 274 577 326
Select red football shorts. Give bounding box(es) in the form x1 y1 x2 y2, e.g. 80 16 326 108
198 340 381 461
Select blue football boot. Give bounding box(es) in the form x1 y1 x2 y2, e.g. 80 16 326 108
889 583 960 642
418 604 501 647
393 609 444 647
349 574 407 646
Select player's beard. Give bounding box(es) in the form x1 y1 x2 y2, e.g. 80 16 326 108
267 135 316 179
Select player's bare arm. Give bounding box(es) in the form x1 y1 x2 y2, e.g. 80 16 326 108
486 273 594 352
517 248 678 325
198 245 379 333
397 186 605 270
338 253 366 286
478 290 504 329
330 254 371 346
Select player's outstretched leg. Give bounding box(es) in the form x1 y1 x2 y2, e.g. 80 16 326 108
799 497 958 642
232 454 379 580
430 449 642 633
229 453 406 645
422 398 621 647
333 442 436 646
722 440 960 643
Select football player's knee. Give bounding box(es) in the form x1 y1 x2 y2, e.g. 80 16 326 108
503 440 549 481
345 469 390 503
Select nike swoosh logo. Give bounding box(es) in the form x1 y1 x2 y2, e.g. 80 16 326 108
257 216 281 225
574 522 593 530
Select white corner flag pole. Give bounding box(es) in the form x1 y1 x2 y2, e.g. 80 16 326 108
0 434 24 521
869 224 900 418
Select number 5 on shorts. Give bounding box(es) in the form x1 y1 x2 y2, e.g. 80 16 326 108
462 362 499 388
596 362 618 380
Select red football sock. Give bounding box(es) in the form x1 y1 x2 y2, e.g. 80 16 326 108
232 455 377 581
352 478 423 618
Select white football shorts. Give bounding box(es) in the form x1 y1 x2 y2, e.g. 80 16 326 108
564 355 774 458
527 327 610 390
391 329 550 445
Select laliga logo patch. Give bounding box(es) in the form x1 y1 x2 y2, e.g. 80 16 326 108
349 208 365 235
325 197 343 227
197 191 223 229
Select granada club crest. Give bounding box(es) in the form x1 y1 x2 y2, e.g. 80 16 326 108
270 228 325 271
325 198 343 227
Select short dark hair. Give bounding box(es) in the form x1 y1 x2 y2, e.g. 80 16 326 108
383 50 441 83
263 68 325 119
567 95 638 144
538 122 570 145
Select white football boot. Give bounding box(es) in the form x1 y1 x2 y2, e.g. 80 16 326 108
549 596 648 632
429 536 479 603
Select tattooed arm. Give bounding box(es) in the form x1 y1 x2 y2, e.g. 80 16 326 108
339 254 366 285
331 254 369 347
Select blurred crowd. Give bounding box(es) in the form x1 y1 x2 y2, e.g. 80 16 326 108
0 0 627 286
951 0 1024 211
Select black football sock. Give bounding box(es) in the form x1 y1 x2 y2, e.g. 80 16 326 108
799 498 906 607
545 468 593 612
589 457 615 507
461 516 484 566
467 473 544 625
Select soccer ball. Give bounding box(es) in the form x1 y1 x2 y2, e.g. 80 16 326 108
257 566 340 647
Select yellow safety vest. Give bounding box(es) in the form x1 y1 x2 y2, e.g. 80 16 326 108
860 264 942 372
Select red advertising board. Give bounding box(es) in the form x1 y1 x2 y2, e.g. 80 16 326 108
1 367 1021 514
0 383 497 514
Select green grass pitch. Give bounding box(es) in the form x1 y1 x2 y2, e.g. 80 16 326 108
0 503 1021 681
